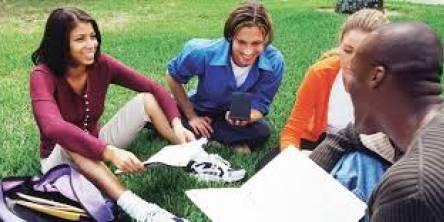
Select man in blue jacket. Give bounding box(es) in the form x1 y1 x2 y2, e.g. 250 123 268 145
166 1 284 153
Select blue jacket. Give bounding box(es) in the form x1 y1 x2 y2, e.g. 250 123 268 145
167 38 284 115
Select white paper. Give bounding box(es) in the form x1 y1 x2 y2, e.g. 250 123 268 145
144 138 207 167
186 148 367 222
186 188 265 222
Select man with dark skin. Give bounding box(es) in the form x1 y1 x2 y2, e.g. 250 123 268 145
310 22 444 221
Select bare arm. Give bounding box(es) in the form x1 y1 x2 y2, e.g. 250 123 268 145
166 74 197 119
166 74 213 137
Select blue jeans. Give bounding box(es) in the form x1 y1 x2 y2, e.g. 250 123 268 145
330 150 388 221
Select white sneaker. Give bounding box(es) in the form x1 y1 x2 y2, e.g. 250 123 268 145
137 202 188 222
188 154 246 183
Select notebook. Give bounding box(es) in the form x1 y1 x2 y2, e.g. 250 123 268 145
186 148 366 222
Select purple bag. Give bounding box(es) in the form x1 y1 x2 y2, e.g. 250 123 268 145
0 164 115 222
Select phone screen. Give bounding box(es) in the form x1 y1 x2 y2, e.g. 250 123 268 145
229 92 252 121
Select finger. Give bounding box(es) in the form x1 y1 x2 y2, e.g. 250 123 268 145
130 156 144 172
134 160 145 172
224 112 230 122
203 116 212 124
127 162 139 173
201 121 214 133
190 124 200 136
187 131 196 141
203 123 214 136
122 156 137 173
239 121 248 127
197 122 212 138
197 124 211 138
187 130 196 141
119 163 130 173
121 160 134 173
177 133 187 144
236 120 247 126
173 128 186 144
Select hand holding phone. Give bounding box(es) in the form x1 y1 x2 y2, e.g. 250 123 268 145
227 92 252 126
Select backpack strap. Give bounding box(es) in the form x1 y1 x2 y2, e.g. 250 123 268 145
70 166 114 222
32 165 114 222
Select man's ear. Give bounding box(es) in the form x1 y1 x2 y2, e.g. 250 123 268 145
369 65 386 88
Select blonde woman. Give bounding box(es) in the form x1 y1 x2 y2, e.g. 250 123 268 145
258 11 391 214
280 9 389 151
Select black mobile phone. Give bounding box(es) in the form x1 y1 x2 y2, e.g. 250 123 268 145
229 92 252 121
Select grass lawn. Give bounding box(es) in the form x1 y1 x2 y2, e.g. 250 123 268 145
1 0 444 221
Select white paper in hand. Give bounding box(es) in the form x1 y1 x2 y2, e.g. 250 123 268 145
144 138 208 167
186 148 367 222
115 138 208 174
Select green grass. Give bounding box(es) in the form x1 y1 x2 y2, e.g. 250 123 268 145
1 0 444 221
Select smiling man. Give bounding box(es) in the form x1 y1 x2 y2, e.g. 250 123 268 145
166 1 284 154
310 22 444 221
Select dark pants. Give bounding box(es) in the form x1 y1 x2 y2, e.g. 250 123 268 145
182 111 271 150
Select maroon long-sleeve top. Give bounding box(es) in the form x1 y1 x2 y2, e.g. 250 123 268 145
30 54 180 160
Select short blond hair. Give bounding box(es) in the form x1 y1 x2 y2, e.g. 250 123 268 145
321 9 388 60
340 8 388 41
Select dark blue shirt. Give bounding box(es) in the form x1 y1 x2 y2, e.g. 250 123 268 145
167 38 284 115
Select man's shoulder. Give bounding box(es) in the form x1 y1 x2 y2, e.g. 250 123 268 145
417 111 444 207
376 127 444 199
262 44 284 64
257 45 284 75
373 150 444 219
370 157 420 212
182 38 227 57
369 108 444 219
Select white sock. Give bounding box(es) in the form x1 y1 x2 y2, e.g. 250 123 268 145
117 190 174 221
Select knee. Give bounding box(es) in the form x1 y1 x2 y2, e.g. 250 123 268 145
140 93 156 106
254 121 271 140
140 93 161 115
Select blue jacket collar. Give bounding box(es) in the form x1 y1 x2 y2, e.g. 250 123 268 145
209 39 273 72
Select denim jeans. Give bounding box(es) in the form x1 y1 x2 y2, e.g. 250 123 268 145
330 150 389 221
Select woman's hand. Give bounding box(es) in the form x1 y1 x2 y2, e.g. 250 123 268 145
103 145 144 173
172 118 196 144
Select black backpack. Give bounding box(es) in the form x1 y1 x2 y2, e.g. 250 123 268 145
335 0 384 14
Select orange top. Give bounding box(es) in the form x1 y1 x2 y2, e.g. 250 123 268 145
280 56 341 149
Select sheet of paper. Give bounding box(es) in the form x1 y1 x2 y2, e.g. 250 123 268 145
186 148 367 222
186 188 265 222
144 138 207 167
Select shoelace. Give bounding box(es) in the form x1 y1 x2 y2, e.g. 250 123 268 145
207 154 231 169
